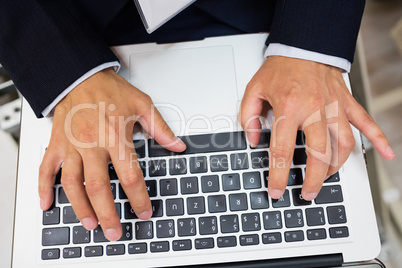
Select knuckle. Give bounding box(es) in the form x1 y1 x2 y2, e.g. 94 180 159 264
120 171 142 189
340 136 355 151
270 145 293 162
61 173 78 189
85 179 109 197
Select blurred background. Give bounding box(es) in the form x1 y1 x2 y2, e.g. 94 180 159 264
0 0 401 267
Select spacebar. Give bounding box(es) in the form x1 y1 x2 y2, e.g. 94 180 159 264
149 131 247 157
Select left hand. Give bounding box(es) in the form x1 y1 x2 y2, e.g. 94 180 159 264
239 56 395 201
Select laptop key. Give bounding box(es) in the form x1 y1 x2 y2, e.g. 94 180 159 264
187 196 205 215
305 207 326 226
149 159 166 177
315 185 343 204
324 172 340 183
160 178 178 196
201 175 220 193
252 129 271 149
151 241 170 253
240 234 259 246
327 205 347 224
108 164 118 180
241 213 261 232
296 131 305 145
177 218 196 237
58 187 69 204
208 195 227 213
73 226 91 244
106 244 125 256
173 240 192 251
293 148 307 165
128 243 147 254
288 168 303 186
220 215 239 233
190 156 208 174
42 248 60 260
262 232 282 244
115 203 121 219
120 223 133 241
43 207 60 225
42 227 70 246
263 211 282 230
169 158 187 175
251 151 269 169
285 230 304 242
199 216 218 235
329 226 349 238
243 172 262 189
250 191 269 209
210 154 229 172
307 229 327 240
230 153 249 170
271 190 291 208
63 247 81 259
166 198 184 216
217 236 237 248
222 173 241 191
135 221 153 239
156 220 175 238
180 176 199 194
93 226 108 242
133 139 146 159
284 209 304 228
292 188 311 206
63 206 79 224
84 246 103 257
195 238 214 249
229 193 248 211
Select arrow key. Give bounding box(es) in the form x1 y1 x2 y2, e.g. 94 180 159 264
327 205 347 224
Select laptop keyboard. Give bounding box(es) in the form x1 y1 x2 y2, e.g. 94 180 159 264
41 130 349 261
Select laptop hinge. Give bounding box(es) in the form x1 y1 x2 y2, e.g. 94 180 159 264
182 253 343 268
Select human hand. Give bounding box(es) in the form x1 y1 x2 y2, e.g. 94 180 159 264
38 68 186 241
240 56 395 201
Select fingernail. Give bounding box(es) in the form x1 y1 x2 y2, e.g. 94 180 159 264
386 146 395 158
304 192 318 201
269 189 283 199
81 217 97 230
247 135 257 148
137 210 152 220
40 199 46 210
104 229 119 241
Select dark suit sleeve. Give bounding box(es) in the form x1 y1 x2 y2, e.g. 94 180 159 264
0 0 119 117
267 0 365 63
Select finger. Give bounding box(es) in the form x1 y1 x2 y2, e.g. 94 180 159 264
302 113 331 201
38 148 63 210
139 99 186 152
268 112 298 199
239 89 264 147
346 98 395 160
82 150 121 241
61 148 97 230
110 143 152 220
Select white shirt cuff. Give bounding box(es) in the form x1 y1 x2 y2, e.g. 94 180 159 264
41 61 121 117
264 43 351 73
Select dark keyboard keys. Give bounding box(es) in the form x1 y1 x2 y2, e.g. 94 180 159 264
177 218 196 237
73 226 90 244
166 198 184 216
222 173 241 191
195 238 214 249
262 232 282 244
288 168 303 186
284 209 304 228
243 172 262 189
42 248 60 260
106 244 125 256
220 215 239 233
240 234 259 246
128 243 147 254
293 148 307 165
251 151 269 169
146 180 157 197
63 247 81 259
58 187 69 204
208 195 227 213
229 193 248 211
315 185 343 204
325 172 340 183
307 229 327 240
110 183 117 199
250 191 269 209
285 230 304 242
230 153 249 170
305 207 326 226
124 202 137 219
63 206 79 224
187 196 205 215
42 227 70 246
210 154 229 172
241 213 261 232
296 131 305 145
160 178 178 196
292 188 312 206
120 223 133 241
173 240 192 251
169 158 187 175
156 220 175 238
272 190 291 208
150 241 170 253
109 164 118 180
199 216 218 235
252 129 271 149
217 236 237 248
93 226 108 243
149 159 166 177
84 246 103 257
329 227 349 238
133 139 146 159
180 177 199 194
190 156 208 174
201 175 220 193
115 203 121 219
263 211 282 230
135 221 153 240
119 184 127 199
327 205 347 224
152 200 164 217
43 207 60 225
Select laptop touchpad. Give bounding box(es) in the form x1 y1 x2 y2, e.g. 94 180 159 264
129 46 239 134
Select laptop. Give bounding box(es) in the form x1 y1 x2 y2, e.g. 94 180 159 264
12 33 381 267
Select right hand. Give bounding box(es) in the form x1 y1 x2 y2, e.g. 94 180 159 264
38 68 186 241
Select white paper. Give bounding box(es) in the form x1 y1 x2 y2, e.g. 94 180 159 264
134 0 196 33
